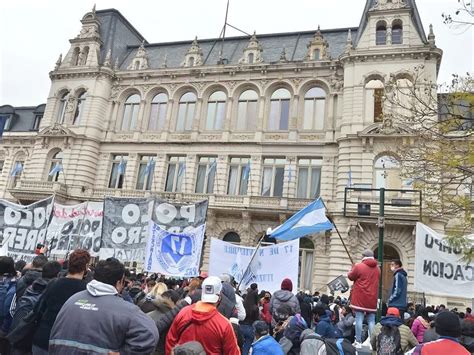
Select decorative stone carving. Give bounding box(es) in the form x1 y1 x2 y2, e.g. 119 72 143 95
428 24 436 47
239 32 263 64
54 54 62 70
232 133 254 141
110 85 121 100
330 72 344 92
291 78 302 90
299 133 325 141
371 0 407 11
127 41 149 70
279 48 288 62
103 49 112 67
306 26 329 61
345 29 353 53
65 96 76 113
76 6 100 40
181 37 203 67
114 58 120 71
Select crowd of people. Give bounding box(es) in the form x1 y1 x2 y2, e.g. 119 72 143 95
0 248 471 355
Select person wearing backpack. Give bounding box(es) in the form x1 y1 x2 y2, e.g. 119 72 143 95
371 307 418 354
0 257 18 355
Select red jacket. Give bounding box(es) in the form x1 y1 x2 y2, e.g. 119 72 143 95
165 301 240 355
347 258 380 313
412 338 470 355
260 299 272 324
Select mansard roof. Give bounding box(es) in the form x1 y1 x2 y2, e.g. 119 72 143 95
94 9 356 70
355 0 427 45
0 105 45 132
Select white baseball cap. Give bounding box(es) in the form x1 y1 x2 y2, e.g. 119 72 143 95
201 276 222 303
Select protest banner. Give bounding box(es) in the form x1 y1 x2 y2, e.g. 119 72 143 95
46 202 103 257
100 197 154 262
208 238 299 294
0 196 54 262
144 199 208 276
145 222 205 277
414 222 474 298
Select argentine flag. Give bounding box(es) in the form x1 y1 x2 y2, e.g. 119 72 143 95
268 198 333 241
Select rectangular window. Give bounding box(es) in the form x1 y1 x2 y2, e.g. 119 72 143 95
268 100 289 131
303 99 325 130
166 156 186 192
261 158 285 197
195 157 217 194
374 88 384 122
149 103 167 131
227 157 250 195
136 155 156 191
176 103 195 131
237 101 257 131
109 154 127 189
206 102 226 130
297 158 322 199
32 115 42 131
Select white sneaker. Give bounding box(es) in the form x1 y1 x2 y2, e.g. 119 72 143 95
352 341 363 349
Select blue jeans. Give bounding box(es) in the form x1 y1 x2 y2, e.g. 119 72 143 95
240 323 254 355
355 311 375 343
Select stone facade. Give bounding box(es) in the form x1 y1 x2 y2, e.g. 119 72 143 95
0 1 467 306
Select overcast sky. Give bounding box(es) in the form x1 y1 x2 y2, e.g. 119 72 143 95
0 0 472 106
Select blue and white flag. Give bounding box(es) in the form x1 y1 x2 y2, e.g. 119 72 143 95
242 161 251 180
142 157 155 177
10 162 23 177
206 160 217 177
48 162 63 176
177 162 186 177
268 198 333 241
117 158 127 175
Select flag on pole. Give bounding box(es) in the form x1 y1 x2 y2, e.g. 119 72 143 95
142 157 155 177
177 162 186 178
346 168 352 187
206 160 217 177
242 161 251 180
10 162 23 177
117 158 127 175
48 162 63 176
267 198 333 241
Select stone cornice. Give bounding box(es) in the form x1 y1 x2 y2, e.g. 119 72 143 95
340 46 443 64
49 67 115 81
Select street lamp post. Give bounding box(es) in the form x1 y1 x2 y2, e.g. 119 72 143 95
376 187 385 322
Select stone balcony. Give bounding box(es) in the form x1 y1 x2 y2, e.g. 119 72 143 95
8 179 313 213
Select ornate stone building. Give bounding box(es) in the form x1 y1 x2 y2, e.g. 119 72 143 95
1 0 464 305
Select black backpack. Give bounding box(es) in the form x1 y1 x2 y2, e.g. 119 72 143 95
376 325 403 355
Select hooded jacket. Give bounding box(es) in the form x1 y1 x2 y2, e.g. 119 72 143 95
347 257 380 313
16 269 42 299
411 316 430 343
165 301 240 355
11 277 49 331
370 315 418 353
49 280 159 355
251 334 284 355
299 329 326 355
217 282 238 319
270 290 301 320
146 296 174 355
315 311 338 339
388 268 408 309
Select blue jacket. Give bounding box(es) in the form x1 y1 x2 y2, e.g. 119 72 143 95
251 335 284 355
388 268 408 309
315 311 338 338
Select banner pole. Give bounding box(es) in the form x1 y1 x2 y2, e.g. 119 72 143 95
236 231 266 292
320 199 354 265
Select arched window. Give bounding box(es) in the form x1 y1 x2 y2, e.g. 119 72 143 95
392 20 403 44
374 155 402 190
134 61 140 70
80 47 89 65
188 57 195 67
268 88 290 130
48 150 63 182
236 90 258 131
73 91 86 125
223 232 241 245
365 79 384 122
121 94 140 131
176 92 196 131
149 93 168 131
57 92 69 124
376 21 387 45
248 53 254 64
206 91 226 130
72 47 80 66
303 87 326 130
299 237 314 291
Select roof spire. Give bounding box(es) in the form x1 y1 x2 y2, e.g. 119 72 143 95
345 29 353 52
92 4 96 14
54 54 62 70
428 24 436 47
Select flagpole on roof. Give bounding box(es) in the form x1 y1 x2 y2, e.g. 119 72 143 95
320 199 354 265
